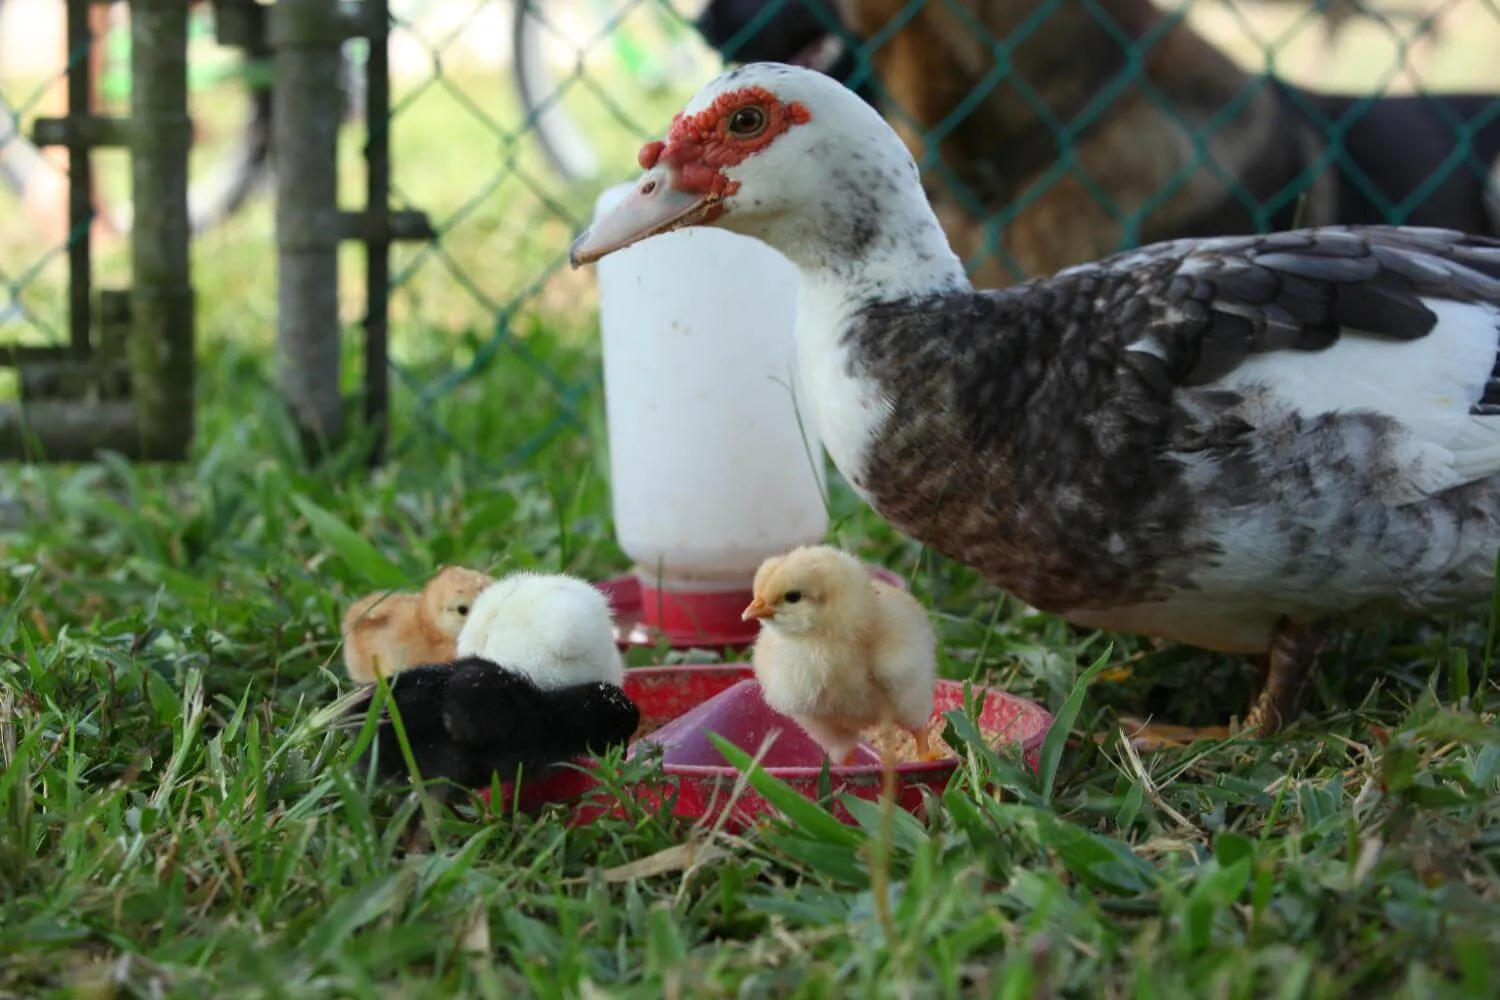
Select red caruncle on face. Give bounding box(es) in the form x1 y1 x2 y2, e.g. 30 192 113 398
637 85 813 202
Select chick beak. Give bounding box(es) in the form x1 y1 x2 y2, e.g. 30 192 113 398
741 597 775 622
569 166 718 267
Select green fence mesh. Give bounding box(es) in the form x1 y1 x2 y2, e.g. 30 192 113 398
0 0 78 346
2 0 1498 470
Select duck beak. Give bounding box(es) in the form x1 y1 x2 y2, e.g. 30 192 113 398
569 167 719 268
741 597 774 621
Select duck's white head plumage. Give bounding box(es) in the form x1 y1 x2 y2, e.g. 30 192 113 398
569 63 964 293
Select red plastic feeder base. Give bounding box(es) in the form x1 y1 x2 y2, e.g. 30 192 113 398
483 664 1052 833
597 566 908 650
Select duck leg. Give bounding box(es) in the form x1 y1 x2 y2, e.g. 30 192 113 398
1247 653 1272 707
1241 618 1325 736
1108 621 1325 749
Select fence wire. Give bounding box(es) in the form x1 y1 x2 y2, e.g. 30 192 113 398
3 0 1499 473
0 0 257 381
0 0 79 347
369 0 1500 474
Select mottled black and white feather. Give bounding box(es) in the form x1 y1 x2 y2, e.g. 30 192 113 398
842 226 1500 651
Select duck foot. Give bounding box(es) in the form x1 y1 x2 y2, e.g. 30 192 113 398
1107 618 1327 750
1110 718 1234 751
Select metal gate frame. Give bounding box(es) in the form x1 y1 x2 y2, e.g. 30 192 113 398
0 0 194 462
0 0 430 466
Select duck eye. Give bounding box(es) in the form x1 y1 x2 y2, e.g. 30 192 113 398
456 605 470 615
784 591 803 604
728 105 767 138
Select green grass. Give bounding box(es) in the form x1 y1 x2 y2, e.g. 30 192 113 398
3 334 1499 998
3 18 1500 999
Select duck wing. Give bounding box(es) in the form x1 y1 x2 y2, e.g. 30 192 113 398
1104 226 1500 501
847 226 1500 616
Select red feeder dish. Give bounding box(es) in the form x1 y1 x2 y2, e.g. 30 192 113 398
597 565 909 650
483 664 1053 832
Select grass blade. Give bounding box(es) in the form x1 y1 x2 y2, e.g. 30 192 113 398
1037 644 1113 803
291 494 409 588
707 733 863 849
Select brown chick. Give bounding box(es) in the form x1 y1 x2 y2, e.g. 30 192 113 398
341 566 494 683
743 545 941 766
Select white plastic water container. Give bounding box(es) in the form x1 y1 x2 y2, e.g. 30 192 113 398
593 181 830 595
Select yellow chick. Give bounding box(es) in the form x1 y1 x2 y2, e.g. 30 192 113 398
341 566 494 683
743 545 941 766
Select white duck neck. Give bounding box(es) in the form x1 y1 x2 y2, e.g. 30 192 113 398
778 183 970 497
781 185 971 310
787 181 970 379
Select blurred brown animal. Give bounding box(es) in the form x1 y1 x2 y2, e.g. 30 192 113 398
835 0 1336 286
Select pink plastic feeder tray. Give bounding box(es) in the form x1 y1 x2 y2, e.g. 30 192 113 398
484 664 1053 832
598 565 908 650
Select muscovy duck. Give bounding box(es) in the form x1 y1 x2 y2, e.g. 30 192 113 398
570 63 1500 740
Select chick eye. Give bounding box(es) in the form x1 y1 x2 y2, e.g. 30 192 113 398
728 105 767 138
784 591 803 604
457 605 470 615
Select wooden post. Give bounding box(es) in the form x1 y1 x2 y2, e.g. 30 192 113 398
270 0 348 457
2 0 191 462
128 0 196 458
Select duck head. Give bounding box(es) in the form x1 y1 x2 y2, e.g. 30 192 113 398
568 63 961 286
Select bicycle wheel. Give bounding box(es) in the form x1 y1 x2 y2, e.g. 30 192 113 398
512 0 719 186
0 0 273 238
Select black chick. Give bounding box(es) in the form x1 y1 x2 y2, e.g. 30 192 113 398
349 655 641 798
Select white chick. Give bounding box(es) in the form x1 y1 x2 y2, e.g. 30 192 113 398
456 570 626 689
744 545 940 765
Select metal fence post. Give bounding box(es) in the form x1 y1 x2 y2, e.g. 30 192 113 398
270 0 347 456
338 0 432 467
361 0 392 467
129 0 196 458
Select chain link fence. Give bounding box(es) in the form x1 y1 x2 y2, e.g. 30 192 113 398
374 0 1500 472
0 1 78 347
1 0 194 461
367 0 721 470
2 0 1498 470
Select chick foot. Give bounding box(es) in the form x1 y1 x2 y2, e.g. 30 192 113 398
911 725 944 762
